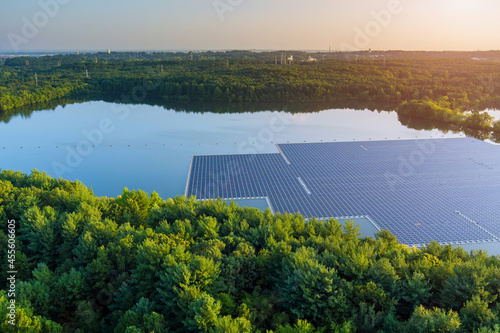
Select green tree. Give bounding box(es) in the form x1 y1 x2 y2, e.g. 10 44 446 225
439 261 492 310
459 295 497 332
278 247 349 325
210 315 252 333
408 305 461 332
396 271 432 318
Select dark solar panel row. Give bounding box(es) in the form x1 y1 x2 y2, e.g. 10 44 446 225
186 138 500 246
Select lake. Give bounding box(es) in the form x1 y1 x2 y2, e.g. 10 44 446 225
0 100 470 200
2 100 499 255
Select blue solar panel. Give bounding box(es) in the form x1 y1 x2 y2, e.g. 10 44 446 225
186 138 500 247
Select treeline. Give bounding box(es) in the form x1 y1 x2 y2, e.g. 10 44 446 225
0 58 91 111
2 54 500 131
3 50 500 64
2 50 314 65
1 170 499 332
397 99 497 130
0 82 87 111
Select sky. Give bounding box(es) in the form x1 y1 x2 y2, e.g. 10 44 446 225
0 0 499 52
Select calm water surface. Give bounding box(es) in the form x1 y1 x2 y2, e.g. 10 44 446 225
2 101 499 255
0 101 469 199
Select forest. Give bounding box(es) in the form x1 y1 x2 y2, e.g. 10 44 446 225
1 51 500 135
1 170 499 332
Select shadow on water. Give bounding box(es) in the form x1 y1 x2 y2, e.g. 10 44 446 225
398 114 500 143
0 95 398 122
2 96 499 143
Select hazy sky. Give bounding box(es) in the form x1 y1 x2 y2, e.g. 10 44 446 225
1 0 499 51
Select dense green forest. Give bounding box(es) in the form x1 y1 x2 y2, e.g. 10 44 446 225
1 51 500 135
1 170 499 332
2 53 500 330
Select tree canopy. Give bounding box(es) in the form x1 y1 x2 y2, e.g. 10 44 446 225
1 169 499 332
1 52 500 137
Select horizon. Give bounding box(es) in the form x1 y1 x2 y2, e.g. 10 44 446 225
2 49 500 54
1 0 499 52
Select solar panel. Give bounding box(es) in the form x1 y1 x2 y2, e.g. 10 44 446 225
186 138 500 247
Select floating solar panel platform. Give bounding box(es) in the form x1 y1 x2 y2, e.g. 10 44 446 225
185 138 500 247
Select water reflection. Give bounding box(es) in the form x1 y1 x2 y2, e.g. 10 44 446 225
1 97 499 144
0 96 399 122
0 100 465 199
398 114 500 143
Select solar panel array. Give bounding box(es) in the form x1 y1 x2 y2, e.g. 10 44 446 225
186 138 500 247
